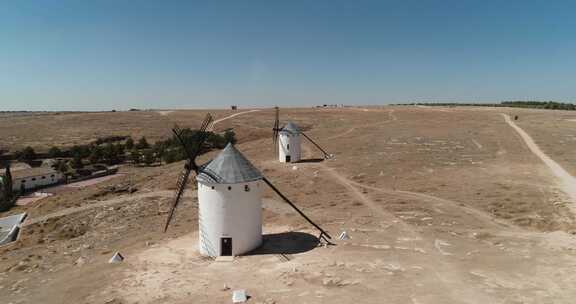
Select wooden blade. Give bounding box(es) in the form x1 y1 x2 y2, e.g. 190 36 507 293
172 113 214 172
262 177 332 240
273 107 280 152
172 125 194 161
163 162 193 232
189 114 213 164
300 131 333 159
275 106 279 130
273 127 278 148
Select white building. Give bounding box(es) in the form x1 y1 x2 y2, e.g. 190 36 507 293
196 143 264 257
0 167 63 193
278 122 301 163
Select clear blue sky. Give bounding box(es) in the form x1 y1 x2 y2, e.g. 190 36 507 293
1 1 575 111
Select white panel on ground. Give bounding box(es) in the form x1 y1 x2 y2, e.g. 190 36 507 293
232 289 247 303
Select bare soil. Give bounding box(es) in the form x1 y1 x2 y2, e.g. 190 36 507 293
1 106 576 304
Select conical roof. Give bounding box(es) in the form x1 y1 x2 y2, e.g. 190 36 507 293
197 143 263 184
281 121 300 134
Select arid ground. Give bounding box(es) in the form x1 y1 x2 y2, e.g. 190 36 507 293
2 106 576 304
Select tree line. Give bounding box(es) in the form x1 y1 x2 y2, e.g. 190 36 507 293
8 129 237 173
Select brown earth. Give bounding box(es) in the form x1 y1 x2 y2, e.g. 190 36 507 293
0 109 232 151
1 106 576 304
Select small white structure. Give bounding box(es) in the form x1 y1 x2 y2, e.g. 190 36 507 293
108 252 125 263
0 167 63 193
196 144 264 257
338 231 350 240
278 122 301 163
232 289 248 303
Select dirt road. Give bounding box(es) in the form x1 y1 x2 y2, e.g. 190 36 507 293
502 114 576 207
209 109 261 130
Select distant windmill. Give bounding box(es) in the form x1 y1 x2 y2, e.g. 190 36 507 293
272 107 333 163
164 114 331 257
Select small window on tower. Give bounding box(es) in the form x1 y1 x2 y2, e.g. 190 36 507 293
244 185 250 192
211 186 215 190
287 144 289 149
228 186 232 191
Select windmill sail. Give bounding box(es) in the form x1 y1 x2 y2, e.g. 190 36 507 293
300 131 333 159
163 114 213 232
272 106 280 153
262 177 332 243
163 160 193 232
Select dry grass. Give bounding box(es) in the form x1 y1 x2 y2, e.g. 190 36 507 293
2 106 576 304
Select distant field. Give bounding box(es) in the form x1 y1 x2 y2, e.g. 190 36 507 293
0 109 231 151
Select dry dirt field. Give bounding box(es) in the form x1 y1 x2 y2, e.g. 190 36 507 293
2 106 576 304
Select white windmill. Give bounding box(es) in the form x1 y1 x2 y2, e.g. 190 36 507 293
272 107 333 163
278 122 302 163
164 114 331 257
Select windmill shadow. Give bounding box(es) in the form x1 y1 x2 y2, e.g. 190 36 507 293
296 158 324 163
247 231 320 255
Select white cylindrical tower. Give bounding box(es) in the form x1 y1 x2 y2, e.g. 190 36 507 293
278 122 301 163
196 143 264 257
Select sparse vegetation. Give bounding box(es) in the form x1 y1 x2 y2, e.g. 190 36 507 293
125 137 134 150
16 146 37 163
151 128 236 164
48 147 63 158
136 137 150 149
224 130 237 145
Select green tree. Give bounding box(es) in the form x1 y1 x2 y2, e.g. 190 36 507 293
153 141 167 161
17 146 36 162
143 150 155 166
103 143 119 165
125 137 134 150
136 136 150 149
162 149 178 164
70 145 91 158
207 132 226 149
115 143 125 156
89 146 104 164
48 146 62 158
52 159 69 174
71 152 84 169
0 162 15 212
224 130 237 145
129 149 141 165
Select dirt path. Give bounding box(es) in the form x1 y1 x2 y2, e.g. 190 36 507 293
502 114 576 207
471 138 483 149
346 180 511 229
296 146 511 302
209 109 261 130
157 110 174 116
